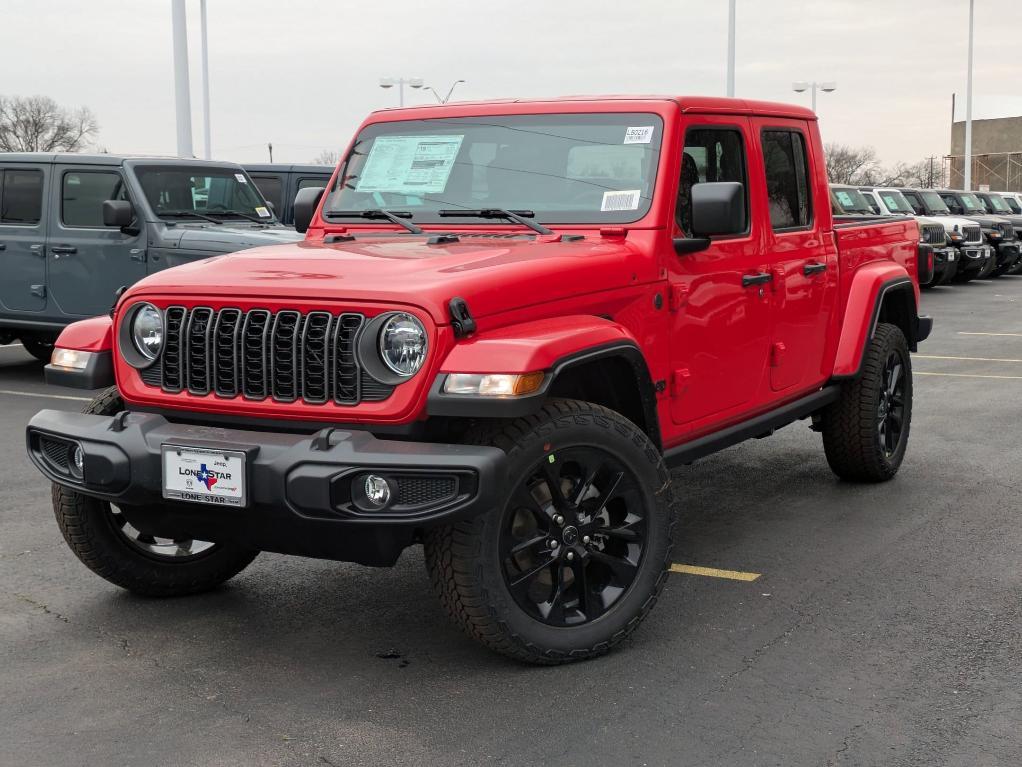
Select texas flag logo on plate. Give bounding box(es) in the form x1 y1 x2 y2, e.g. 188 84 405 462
194 464 218 491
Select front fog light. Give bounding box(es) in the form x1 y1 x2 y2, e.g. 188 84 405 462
71 444 85 479
444 372 545 397
363 475 392 507
51 348 93 370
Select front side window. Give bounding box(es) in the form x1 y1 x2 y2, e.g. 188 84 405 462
134 167 272 221
325 113 664 225
762 130 812 229
879 190 914 215
1 169 43 224
677 127 747 235
250 175 283 211
1005 196 1022 214
62 170 126 228
862 193 882 214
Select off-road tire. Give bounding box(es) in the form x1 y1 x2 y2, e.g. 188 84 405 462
821 323 912 482
423 399 675 665
52 387 258 596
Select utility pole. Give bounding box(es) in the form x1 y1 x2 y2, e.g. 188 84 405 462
199 0 211 159
726 0 736 97
171 0 193 157
267 142 273 162
964 0 974 190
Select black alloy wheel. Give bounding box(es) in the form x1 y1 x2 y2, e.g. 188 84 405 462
877 351 907 458
499 447 647 627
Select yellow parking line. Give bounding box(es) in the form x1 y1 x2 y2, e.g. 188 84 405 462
915 354 1022 363
670 564 761 582
915 371 1022 380
958 332 1022 337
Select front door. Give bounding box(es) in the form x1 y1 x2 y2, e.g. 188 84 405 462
752 122 836 393
0 165 48 313
48 166 147 318
669 119 772 427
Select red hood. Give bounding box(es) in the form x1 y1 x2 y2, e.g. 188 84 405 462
124 234 658 323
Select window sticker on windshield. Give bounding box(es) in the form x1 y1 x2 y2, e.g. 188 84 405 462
255 206 271 218
623 126 655 145
235 173 247 183
355 135 465 195
601 190 641 212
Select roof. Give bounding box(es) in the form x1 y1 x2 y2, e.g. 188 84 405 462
370 95 816 121
0 152 247 168
242 163 334 174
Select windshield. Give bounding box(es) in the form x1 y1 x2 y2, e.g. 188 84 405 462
324 113 664 225
135 166 274 221
985 194 1011 213
920 191 950 214
1005 196 1022 214
832 188 873 214
955 193 985 213
879 190 914 214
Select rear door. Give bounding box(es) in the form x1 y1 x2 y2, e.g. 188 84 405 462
752 121 836 393
49 165 147 317
669 118 773 426
0 164 48 312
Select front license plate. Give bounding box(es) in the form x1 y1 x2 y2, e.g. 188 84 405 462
162 445 247 507
948 252 955 261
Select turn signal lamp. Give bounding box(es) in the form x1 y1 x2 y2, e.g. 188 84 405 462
443 372 545 397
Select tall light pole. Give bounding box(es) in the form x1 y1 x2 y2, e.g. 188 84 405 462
726 0 736 97
792 80 836 113
964 0 975 190
379 77 424 107
171 0 193 157
426 80 466 104
199 0 211 159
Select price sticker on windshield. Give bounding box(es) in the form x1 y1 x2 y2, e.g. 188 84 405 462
235 173 247 183
624 126 654 144
255 206 271 218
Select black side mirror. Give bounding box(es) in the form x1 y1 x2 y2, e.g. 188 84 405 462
265 200 275 213
103 199 134 229
293 186 325 233
692 181 746 236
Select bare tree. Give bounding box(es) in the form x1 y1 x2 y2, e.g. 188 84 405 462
311 149 339 166
0 95 98 152
824 143 882 186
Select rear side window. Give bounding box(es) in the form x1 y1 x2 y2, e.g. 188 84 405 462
677 127 747 236
62 170 126 228
250 175 283 210
1006 197 1022 214
761 130 812 230
901 190 924 215
0 169 44 224
297 176 330 191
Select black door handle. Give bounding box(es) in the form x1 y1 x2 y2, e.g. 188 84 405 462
51 246 77 255
742 272 773 287
803 262 827 276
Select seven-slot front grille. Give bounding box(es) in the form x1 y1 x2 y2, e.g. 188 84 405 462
152 307 392 406
996 222 1016 240
962 225 983 245
920 223 946 246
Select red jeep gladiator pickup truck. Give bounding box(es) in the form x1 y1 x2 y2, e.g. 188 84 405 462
26 96 932 664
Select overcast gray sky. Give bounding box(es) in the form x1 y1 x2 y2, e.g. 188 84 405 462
3 0 1020 165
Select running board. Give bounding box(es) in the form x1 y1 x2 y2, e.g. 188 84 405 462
664 387 840 467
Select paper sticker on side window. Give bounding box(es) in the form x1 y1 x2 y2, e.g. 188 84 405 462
624 126 654 144
600 190 641 212
355 135 465 195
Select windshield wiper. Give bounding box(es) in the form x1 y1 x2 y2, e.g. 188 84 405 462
208 209 267 224
324 209 422 234
438 208 552 235
158 210 222 224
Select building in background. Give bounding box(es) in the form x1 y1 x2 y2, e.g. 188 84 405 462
945 116 1022 191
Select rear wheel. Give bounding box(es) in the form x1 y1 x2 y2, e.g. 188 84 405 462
424 399 674 664
52 387 258 596
821 323 912 482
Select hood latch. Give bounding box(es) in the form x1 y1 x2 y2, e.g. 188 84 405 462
449 297 477 338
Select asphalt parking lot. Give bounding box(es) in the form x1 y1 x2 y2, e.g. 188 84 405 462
2 281 1021 767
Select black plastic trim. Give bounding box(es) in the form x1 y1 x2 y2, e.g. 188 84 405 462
44 351 114 390
664 387 839 467
831 277 916 381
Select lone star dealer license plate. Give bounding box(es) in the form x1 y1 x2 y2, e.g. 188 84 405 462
162 445 247 507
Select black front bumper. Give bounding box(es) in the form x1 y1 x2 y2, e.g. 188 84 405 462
996 242 1021 269
26 410 506 565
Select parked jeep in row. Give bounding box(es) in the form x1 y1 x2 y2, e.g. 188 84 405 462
244 163 334 226
900 188 994 282
28 96 931 663
0 154 302 360
936 190 1021 277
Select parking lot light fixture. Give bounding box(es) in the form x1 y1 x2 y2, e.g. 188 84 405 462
379 77 424 107
792 80 836 113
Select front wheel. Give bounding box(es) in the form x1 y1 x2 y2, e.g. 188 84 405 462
821 323 912 482
424 399 675 665
52 387 258 596
20 337 54 363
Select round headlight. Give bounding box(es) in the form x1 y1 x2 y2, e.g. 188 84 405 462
131 303 164 361
378 312 427 377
